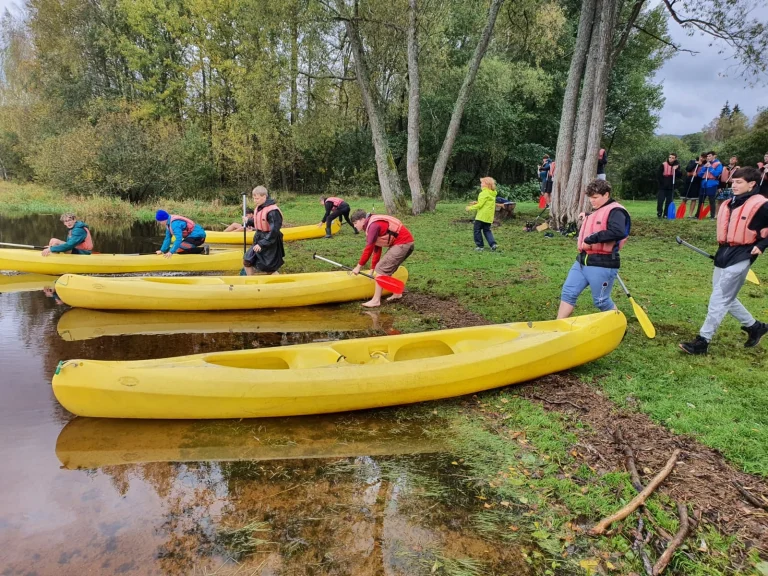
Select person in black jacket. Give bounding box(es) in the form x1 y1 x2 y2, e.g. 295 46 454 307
243 186 285 275
681 153 706 217
656 153 681 218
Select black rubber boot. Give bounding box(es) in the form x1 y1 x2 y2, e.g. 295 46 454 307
679 336 708 355
742 321 768 348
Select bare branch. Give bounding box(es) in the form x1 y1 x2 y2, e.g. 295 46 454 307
632 24 699 54
298 70 356 81
613 0 646 59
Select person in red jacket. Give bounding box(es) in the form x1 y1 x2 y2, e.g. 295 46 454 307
350 209 414 308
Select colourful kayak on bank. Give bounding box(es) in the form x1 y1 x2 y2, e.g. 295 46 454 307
0 248 243 275
0 273 59 293
54 268 409 310
57 307 392 341
52 311 627 419
200 220 341 244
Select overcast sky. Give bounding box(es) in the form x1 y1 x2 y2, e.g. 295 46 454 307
1 0 765 136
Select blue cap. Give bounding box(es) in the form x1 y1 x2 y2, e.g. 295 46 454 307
155 209 170 221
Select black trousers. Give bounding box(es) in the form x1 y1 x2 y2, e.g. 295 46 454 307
657 189 674 217
696 194 716 218
326 205 354 234
473 220 496 248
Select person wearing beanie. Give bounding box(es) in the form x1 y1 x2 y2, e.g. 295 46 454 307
155 210 207 257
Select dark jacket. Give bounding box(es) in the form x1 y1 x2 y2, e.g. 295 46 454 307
714 191 768 268
597 150 607 175
657 161 681 190
249 198 285 272
577 200 630 269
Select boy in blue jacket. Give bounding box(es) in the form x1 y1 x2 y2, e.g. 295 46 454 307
155 210 208 257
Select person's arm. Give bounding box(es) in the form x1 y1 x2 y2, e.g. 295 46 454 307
320 201 334 224
256 211 283 248
49 227 86 253
159 227 172 253
711 163 723 179
675 165 682 180
657 164 664 186
168 220 187 254
370 246 383 271
583 210 628 244
357 223 381 267
749 203 768 254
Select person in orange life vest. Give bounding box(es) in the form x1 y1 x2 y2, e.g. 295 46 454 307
317 196 357 237
155 210 207 258
715 156 740 217
350 209 414 308
41 213 93 257
758 152 768 197
243 186 285 276
696 151 722 219
596 148 607 180
223 208 255 232
557 179 630 319
682 153 706 217
680 167 768 354
656 153 681 218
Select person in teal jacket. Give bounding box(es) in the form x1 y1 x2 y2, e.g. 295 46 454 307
41 213 93 257
155 210 208 258
466 176 498 252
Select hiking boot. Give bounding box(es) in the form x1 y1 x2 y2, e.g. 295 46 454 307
324 234 332 239
742 321 768 348
679 336 708 355
491 245 498 252
475 247 484 252
202 244 210 255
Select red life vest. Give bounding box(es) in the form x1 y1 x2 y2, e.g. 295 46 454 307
168 215 197 238
662 162 675 177
702 160 721 180
367 215 404 247
254 204 283 233
70 224 93 251
716 195 768 246
324 197 344 209
577 202 629 255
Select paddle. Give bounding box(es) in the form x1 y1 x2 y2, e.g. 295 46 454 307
0 241 47 250
242 193 248 255
538 195 547 209
699 204 711 219
313 253 405 294
675 201 687 219
615 274 656 339
675 236 760 285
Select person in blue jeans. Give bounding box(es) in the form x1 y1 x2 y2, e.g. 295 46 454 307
557 179 631 319
466 176 498 252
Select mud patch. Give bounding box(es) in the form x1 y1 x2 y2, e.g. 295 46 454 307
400 291 488 329
516 374 768 553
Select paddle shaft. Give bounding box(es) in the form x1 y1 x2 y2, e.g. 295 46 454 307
242 194 248 255
313 253 376 280
0 242 47 250
676 236 760 285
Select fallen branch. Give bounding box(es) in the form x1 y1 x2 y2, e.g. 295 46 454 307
529 394 586 412
614 427 644 492
590 449 681 535
732 480 768 511
652 502 690 575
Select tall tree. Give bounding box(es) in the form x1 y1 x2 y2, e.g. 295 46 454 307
405 0 425 214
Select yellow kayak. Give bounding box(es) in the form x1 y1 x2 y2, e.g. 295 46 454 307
0 248 243 275
54 268 409 310
55 414 444 469
201 220 341 244
52 311 626 419
57 307 392 341
0 273 59 293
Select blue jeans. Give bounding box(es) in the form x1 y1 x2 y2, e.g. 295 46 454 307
560 261 618 311
473 220 496 248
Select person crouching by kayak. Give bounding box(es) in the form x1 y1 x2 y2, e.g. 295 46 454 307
679 167 768 354
317 196 357 237
41 213 93 257
557 179 630 319
155 210 208 258
350 210 414 308
243 186 285 276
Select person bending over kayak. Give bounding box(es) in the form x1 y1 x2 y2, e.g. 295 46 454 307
223 208 255 232
679 167 768 354
41 213 93 257
557 179 630 319
155 210 208 258
350 209 414 308
317 196 357 238
243 186 285 276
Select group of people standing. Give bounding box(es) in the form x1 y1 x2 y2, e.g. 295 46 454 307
538 149 608 207
657 151 768 219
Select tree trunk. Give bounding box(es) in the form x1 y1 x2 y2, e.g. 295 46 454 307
290 3 299 189
406 0 426 214
345 18 407 214
426 0 505 211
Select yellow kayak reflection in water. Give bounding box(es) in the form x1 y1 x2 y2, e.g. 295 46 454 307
0 272 59 293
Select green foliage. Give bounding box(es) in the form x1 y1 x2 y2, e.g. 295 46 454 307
497 180 541 203
615 135 694 199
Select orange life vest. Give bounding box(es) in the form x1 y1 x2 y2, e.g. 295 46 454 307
598 149 605 159
71 224 93 251
167 215 197 238
702 160 721 180
324 197 344 209
367 215 404 247
254 204 283 233
716 195 768 246
577 202 629 255
721 165 738 184
662 162 675 177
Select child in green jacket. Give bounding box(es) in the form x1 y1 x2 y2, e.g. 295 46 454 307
466 176 498 252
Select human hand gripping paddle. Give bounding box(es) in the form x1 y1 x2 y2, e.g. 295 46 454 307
615 274 656 338
313 254 405 294
676 236 760 285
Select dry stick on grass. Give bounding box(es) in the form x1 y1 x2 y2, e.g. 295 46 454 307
614 427 644 492
732 480 768 511
590 449 681 535
529 393 586 412
652 502 690 576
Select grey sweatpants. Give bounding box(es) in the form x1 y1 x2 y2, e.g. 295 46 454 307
700 259 756 340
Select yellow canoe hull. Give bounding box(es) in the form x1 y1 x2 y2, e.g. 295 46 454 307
0 273 59 293
57 307 391 341
201 220 341 244
55 414 444 469
52 311 626 419
0 248 243 275
54 268 409 310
